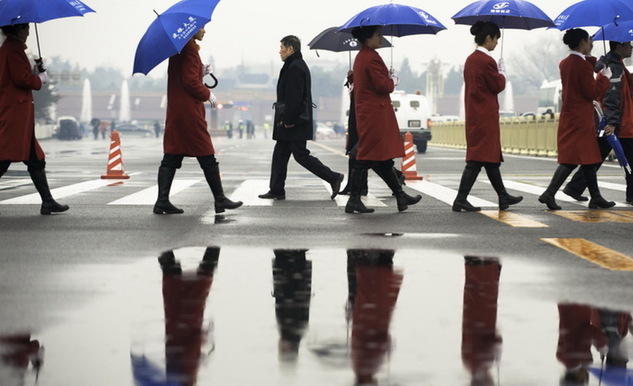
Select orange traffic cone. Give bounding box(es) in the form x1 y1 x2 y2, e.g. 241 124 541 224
101 130 130 179
401 132 423 181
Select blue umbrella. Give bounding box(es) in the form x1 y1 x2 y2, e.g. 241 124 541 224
0 0 95 59
554 0 633 31
452 0 555 30
133 0 220 75
337 3 447 37
130 354 180 386
592 20 633 42
588 365 633 385
595 102 632 176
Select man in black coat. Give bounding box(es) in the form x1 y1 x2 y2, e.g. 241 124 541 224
259 35 343 200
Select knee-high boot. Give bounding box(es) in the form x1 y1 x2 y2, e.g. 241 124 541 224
485 165 523 210
153 166 184 214
452 164 481 212
538 165 574 210
201 161 243 213
345 167 374 213
339 152 368 196
28 168 69 215
583 165 615 209
376 165 421 212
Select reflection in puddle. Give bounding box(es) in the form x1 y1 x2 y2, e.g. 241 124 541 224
0 247 631 385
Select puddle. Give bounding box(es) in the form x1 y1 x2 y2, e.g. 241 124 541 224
0 247 630 385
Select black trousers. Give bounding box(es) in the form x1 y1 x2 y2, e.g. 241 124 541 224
269 140 338 195
160 153 216 169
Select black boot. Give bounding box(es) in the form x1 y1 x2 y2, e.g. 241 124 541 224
485 165 523 210
197 246 220 276
345 167 374 213
452 164 481 212
201 160 243 213
29 168 69 215
158 250 182 274
583 165 615 209
376 165 421 212
538 165 574 210
153 166 184 214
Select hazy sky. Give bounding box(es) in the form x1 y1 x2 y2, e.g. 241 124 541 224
24 0 589 77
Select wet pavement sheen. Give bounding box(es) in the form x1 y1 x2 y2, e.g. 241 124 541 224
1 246 631 386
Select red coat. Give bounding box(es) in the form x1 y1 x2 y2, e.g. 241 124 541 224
464 49 505 163
164 39 213 156
556 303 606 369
352 46 404 161
0 36 45 161
557 54 609 164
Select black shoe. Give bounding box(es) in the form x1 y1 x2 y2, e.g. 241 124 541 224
499 194 523 210
626 197 632 205
538 194 561 210
345 196 374 213
153 200 184 214
452 199 481 212
214 197 243 213
588 196 616 209
338 184 351 195
563 187 588 202
40 199 69 215
330 174 344 200
258 192 285 200
396 191 421 212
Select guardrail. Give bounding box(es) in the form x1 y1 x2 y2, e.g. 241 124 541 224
429 115 560 157
35 123 57 140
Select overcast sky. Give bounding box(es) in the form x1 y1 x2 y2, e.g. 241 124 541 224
24 0 589 77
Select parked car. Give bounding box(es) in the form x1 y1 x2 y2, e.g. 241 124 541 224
54 116 82 140
315 123 337 140
114 123 153 137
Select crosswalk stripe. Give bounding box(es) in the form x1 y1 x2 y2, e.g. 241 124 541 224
108 179 201 205
0 180 32 190
542 238 633 271
480 210 548 227
599 181 626 192
0 179 113 204
323 180 387 207
496 180 629 207
405 179 497 207
230 180 273 206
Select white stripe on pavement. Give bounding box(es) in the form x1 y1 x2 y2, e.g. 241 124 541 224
108 179 201 205
0 179 114 204
230 180 273 206
405 179 497 207
324 180 387 207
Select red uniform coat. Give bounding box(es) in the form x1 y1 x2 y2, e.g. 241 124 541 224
557 54 609 164
164 39 213 156
556 303 606 370
0 36 44 161
352 46 404 161
464 49 505 163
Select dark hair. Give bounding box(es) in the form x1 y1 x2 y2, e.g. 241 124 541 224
280 35 301 52
562 28 589 50
470 21 500 46
351 26 380 45
609 40 631 51
0 23 28 37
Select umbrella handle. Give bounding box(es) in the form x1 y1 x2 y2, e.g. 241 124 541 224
205 73 218 89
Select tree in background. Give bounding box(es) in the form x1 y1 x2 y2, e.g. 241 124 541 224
507 35 567 95
33 81 60 123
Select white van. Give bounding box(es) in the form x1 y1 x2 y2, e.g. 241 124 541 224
390 91 432 153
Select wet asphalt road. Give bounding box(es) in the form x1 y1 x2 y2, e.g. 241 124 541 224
0 135 632 385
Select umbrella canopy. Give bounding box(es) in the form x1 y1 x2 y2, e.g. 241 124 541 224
133 0 220 75
337 3 446 37
588 365 633 385
595 102 632 175
308 26 391 52
554 0 633 30
592 20 633 42
452 0 555 30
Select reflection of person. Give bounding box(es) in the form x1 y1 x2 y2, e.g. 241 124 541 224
0 24 69 215
91 118 101 140
461 256 502 386
347 249 403 385
258 35 343 201
539 28 615 210
564 40 633 205
345 26 421 214
272 249 312 361
153 26 242 215
158 247 218 386
591 307 632 369
556 303 607 385
0 334 43 383
453 21 523 212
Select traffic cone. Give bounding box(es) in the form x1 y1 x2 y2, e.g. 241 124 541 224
101 130 130 179
401 132 423 181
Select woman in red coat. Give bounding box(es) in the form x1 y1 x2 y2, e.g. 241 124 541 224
453 21 523 212
345 26 421 214
153 26 242 215
0 24 68 215
538 29 615 210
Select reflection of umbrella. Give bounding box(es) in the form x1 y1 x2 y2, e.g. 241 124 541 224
592 20 633 42
0 0 95 59
307 26 391 68
588 366 633 385
133 0 220 75
595 101 632 176
452 0 554 57
130 354 179 386
338 3 446 37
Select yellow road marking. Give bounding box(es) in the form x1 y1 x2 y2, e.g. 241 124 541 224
552 210 633 223
541 238 633 271
479 210 548 227
310 141 348 157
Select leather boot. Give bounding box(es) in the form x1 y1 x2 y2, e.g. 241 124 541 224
345 167 374 213
339 156 354 195
197 246 220 276
583 165 615 209
201 160 243 213
377 165 421 212
28 168 69 215
452 164 481 212
153 166 184 214
485 165 523 210
538 164 574 210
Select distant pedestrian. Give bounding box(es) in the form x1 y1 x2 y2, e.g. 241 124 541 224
153 25 242 215
452 21 523 212
90 118 101 140
344 26 420 213
539 28 614 210
153 120 161 138
0 23 69 215
258 35 343 201
223 120 233 139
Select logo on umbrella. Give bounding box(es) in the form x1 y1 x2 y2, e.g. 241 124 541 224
343 38 359 48
491 2 511 14
171 16 198 40
418 11 439 25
